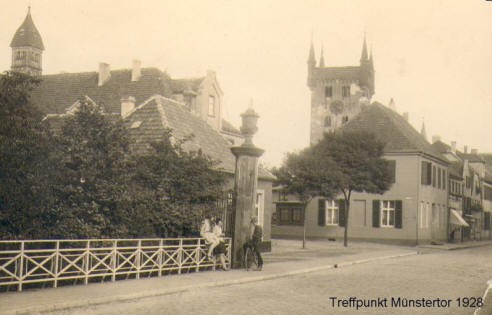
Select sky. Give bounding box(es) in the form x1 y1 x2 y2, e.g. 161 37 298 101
1 0 492 167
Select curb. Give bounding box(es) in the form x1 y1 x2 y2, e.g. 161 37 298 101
419 242 492 251
9 251 418 315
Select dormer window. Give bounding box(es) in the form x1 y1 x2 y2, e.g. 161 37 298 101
208 95 215 117
324 116 332 127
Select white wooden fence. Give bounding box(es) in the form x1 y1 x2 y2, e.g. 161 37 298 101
0 238 231 292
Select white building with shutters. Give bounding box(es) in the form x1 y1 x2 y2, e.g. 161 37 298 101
272 103 450 245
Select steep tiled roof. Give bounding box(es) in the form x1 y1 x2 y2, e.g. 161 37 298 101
313 66 360 81
125 96 274 180
485 165 492 184
221 119 241 136
448 162 463 179
481 154 492 165
430 140 451 153
10 10 44 50
342 102 447 163
31 68 172 115
457 152 484 163
170 77 205 94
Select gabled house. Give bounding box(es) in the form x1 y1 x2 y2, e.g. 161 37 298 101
430 140 469 242
28 64 273 247
272 102 449 245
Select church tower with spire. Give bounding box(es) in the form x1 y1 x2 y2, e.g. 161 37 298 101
307 35 375 144
10 7 44 76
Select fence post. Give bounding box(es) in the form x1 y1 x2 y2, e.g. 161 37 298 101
136 240 141 280
112 240 117 282
178 239 183 275
54 241 60 288
195 238 202 272
18 241 24 292
84 241 90 285
158 239 163 277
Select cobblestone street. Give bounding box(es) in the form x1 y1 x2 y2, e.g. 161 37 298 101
53 246 492 315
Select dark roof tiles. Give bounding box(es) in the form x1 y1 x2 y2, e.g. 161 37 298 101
342 102 447 163
10 11 44 50
31 68 172 115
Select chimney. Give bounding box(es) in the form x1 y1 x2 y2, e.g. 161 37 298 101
131 59 141 82
432 135 441 144
121 96 136 117
451 141 457 153
471 148 478 155
388 98 396 111
98 62 111 86
464 145 468 154
402 112 409 121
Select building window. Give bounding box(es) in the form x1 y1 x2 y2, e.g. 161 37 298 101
342 86 350 98
438 168 442 189
342 116 349 124
443 170 446 190
421 161 432 185
254 190 264 227
325 86 333 98
208 95 215 117
325 200 339 225
276 203 304 226
381 200 396 227
432 166 437 187
387 160 396 183
324 116 332 127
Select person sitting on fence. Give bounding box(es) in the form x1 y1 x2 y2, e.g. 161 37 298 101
212 218 228 271
200 217 220 259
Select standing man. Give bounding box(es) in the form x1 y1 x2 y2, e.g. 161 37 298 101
249 217 263 270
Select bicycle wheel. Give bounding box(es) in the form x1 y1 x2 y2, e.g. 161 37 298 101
244 247 259 271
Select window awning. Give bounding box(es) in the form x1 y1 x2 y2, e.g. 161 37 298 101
450 209 469 227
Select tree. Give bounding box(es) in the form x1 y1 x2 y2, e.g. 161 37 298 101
273 148 338 248
312 130 393 247
0 72 56 239
48 99 133 238
131 130 226 237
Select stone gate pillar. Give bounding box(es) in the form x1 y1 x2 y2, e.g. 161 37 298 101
230 108 264 268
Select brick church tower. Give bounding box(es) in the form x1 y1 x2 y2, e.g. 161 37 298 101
307 36 375 144
10 7 44 76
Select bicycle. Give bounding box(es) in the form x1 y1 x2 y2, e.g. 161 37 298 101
243 242 260 271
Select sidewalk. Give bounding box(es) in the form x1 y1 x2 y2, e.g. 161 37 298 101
0 239 417 315
418 239 492 251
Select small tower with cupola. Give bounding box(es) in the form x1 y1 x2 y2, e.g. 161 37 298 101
10 7 45 76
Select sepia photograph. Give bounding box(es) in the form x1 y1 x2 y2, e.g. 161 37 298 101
0 0 492 314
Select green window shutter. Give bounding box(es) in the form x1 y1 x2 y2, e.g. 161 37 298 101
372 200 380 228
338 199 346 227
395 200 403 229
318 199 326 226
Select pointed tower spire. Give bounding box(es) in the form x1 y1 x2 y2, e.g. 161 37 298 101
369 45 374 69
308 40 316 66
360 34 368 62
10 6 44 76
420 119 427 141
319 45 325 68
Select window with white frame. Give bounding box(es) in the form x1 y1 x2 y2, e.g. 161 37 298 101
381 200 395 227
325 200 339 225
254 189 265 227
